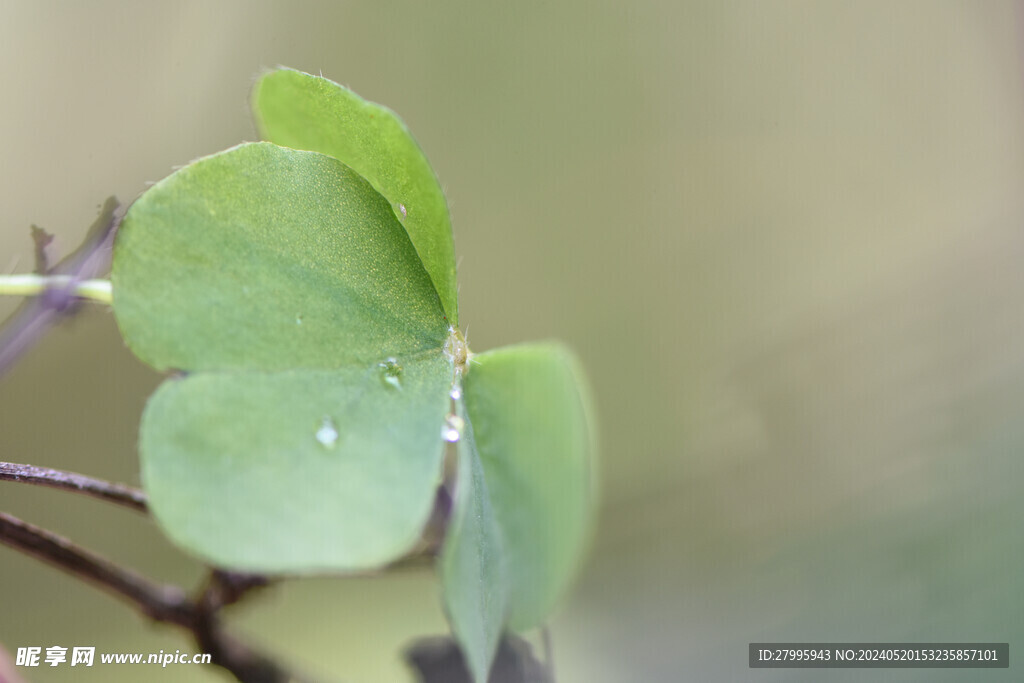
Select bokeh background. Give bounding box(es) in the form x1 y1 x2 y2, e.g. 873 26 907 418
2 1 1024 681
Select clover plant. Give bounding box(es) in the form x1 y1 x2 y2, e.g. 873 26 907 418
103 68 596 681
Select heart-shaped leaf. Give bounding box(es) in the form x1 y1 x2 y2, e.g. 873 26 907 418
253 68 459 326
113 142 448 372
456 343 597 631
142 360 450 572
441 343 596 680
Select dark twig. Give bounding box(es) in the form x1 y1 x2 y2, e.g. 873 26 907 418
0 511 192 626
199 570 272 611
0 512 311 683
0 461 148 513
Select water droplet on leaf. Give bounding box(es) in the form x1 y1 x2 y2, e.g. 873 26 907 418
378 357 403 390
449 385 462 401
316 417 339 448
397 203 407 221
442 414 464 443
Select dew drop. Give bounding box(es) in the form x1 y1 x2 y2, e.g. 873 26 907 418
315 417 339 449
378 357 403 390
397 203 407 221
442 414 465 443
449 385 462 401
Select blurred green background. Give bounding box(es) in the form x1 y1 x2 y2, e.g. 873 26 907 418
2 1 1024 681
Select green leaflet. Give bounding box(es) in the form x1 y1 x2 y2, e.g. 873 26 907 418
441 399 507 683
253 68 459 326
441 343 596 680
141 359 450 572
460 344 597 631
113 143 449 372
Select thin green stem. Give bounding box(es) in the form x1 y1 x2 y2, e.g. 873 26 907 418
0 274 112 305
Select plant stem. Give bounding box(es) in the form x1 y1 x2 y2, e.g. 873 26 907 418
0 461 147 513
0 512 312 683
0 274 112 305
0 511 192 623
